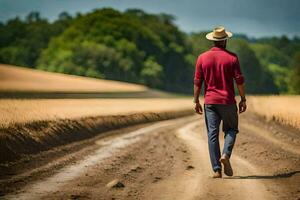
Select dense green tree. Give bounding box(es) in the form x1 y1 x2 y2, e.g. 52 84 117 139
37 8 193 93
0 8 299 94
0 11 73 67
228 39 278 94
250 43 291 93
141 57 163 88
289 52 300 94
187 32 211 57
250 43 290 67
256 36 300 59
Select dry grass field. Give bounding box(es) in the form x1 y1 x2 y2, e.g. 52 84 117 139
0 65 299 131
0 64 147 92
248 95 300 130
1 64 299 165
0 64 191 129
1 96 299 130
0 64 193 163
0 98 192 128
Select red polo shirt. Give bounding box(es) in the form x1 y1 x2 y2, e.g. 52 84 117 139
194 47 244 104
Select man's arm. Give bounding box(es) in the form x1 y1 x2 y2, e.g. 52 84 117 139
233 57 246 113
193 84 200 103
237 83 245 99
194 56 203 115
237 83 247 113
194 84 203 114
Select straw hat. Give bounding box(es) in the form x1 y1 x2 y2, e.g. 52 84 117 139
206 26 233 41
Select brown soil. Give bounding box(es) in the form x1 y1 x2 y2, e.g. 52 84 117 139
0 113 299 200
0 109 192 164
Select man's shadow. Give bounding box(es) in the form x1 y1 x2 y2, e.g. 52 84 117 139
223 170 300 179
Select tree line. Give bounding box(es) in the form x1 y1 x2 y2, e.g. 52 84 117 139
0 8 299 94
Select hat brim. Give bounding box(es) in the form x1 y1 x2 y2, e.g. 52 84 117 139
205 31 233 41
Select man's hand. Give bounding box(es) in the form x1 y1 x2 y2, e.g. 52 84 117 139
238 100 247 113
194 102 203 115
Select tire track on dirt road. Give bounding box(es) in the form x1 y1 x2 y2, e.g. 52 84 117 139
148 119 275 200
240 122 300 155
2 114 298 200
3 116 195 200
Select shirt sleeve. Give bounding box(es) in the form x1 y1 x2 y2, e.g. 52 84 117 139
194 56 203 88
233 56 245 85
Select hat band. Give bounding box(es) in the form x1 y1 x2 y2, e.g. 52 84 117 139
213 34 227 39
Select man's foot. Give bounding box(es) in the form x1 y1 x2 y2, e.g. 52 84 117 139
212 170 222 178
220 154 233 176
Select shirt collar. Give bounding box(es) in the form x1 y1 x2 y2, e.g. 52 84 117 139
210 47 226 51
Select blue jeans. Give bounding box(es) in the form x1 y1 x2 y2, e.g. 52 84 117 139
204 104 239 172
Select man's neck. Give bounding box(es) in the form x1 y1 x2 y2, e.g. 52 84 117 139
214 45 226 49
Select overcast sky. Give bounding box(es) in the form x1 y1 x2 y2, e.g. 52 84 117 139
0 0 299 38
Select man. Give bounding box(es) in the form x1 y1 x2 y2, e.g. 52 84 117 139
193 26 247 178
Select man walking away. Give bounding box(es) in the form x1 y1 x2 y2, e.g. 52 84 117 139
193 26 247 178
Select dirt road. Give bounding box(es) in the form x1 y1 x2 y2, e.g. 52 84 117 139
1 113 300 200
